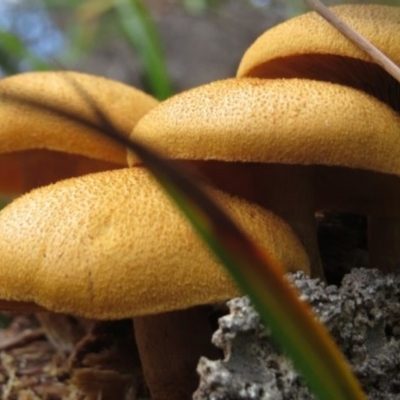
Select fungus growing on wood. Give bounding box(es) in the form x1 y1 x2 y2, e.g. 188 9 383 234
129 77 400 278
237 4 400 112
0 71 157 195
0 168 309 398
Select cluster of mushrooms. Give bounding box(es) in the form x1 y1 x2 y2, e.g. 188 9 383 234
0 4 399 399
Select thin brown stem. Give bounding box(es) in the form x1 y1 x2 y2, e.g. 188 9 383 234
0 327 45 351
368 216 400 273
134 306 220 400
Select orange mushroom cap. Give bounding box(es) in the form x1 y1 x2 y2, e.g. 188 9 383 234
129 78 400 176
0 71 158 194
238 5 400 77
237 5 400 112
0 168 309 319
236 5 400 275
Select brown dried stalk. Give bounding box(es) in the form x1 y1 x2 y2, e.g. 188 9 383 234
304 0 400 84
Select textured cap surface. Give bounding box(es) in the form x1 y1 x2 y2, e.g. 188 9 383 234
237 5 400 78
0 71 158 165
0 168 309 319
129 78 400 176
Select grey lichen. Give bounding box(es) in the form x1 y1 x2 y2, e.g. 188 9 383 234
194 268 400 400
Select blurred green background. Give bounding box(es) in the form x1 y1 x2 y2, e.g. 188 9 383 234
1 0 399 101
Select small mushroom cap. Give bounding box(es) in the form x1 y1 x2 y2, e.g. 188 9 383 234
0 71 157 163
0 168 310 319
0 71 158 194
237 5 400 78
129 78 400 176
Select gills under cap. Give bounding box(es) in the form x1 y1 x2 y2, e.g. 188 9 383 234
0 168 309 319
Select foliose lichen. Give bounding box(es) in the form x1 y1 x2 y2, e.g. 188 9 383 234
194 268 400 400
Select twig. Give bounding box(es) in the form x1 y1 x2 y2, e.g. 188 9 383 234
304 0 400 84
0 328 45 351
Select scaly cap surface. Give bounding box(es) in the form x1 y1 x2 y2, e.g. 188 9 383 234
0 71 158 194
237 5 400 78
0 168 309 319
129 78 400 176
0 71 157 163
237 5 400 113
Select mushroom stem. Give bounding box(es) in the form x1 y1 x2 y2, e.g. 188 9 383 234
133 306 220 400
191 161 323 280
255 165 324 280
315 166 400 274
368 216 400 273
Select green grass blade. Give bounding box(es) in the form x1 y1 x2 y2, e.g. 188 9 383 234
1 84 366 399
112 0 174 99
117 139 367 400
0 44 20 75
99 117 367 400
0 30 51 73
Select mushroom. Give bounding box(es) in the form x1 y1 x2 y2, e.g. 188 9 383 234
237 4 400 112
236 4 400 273
0 70 159 352
128 77 400 278
0 167 309 398
0 71 158 195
